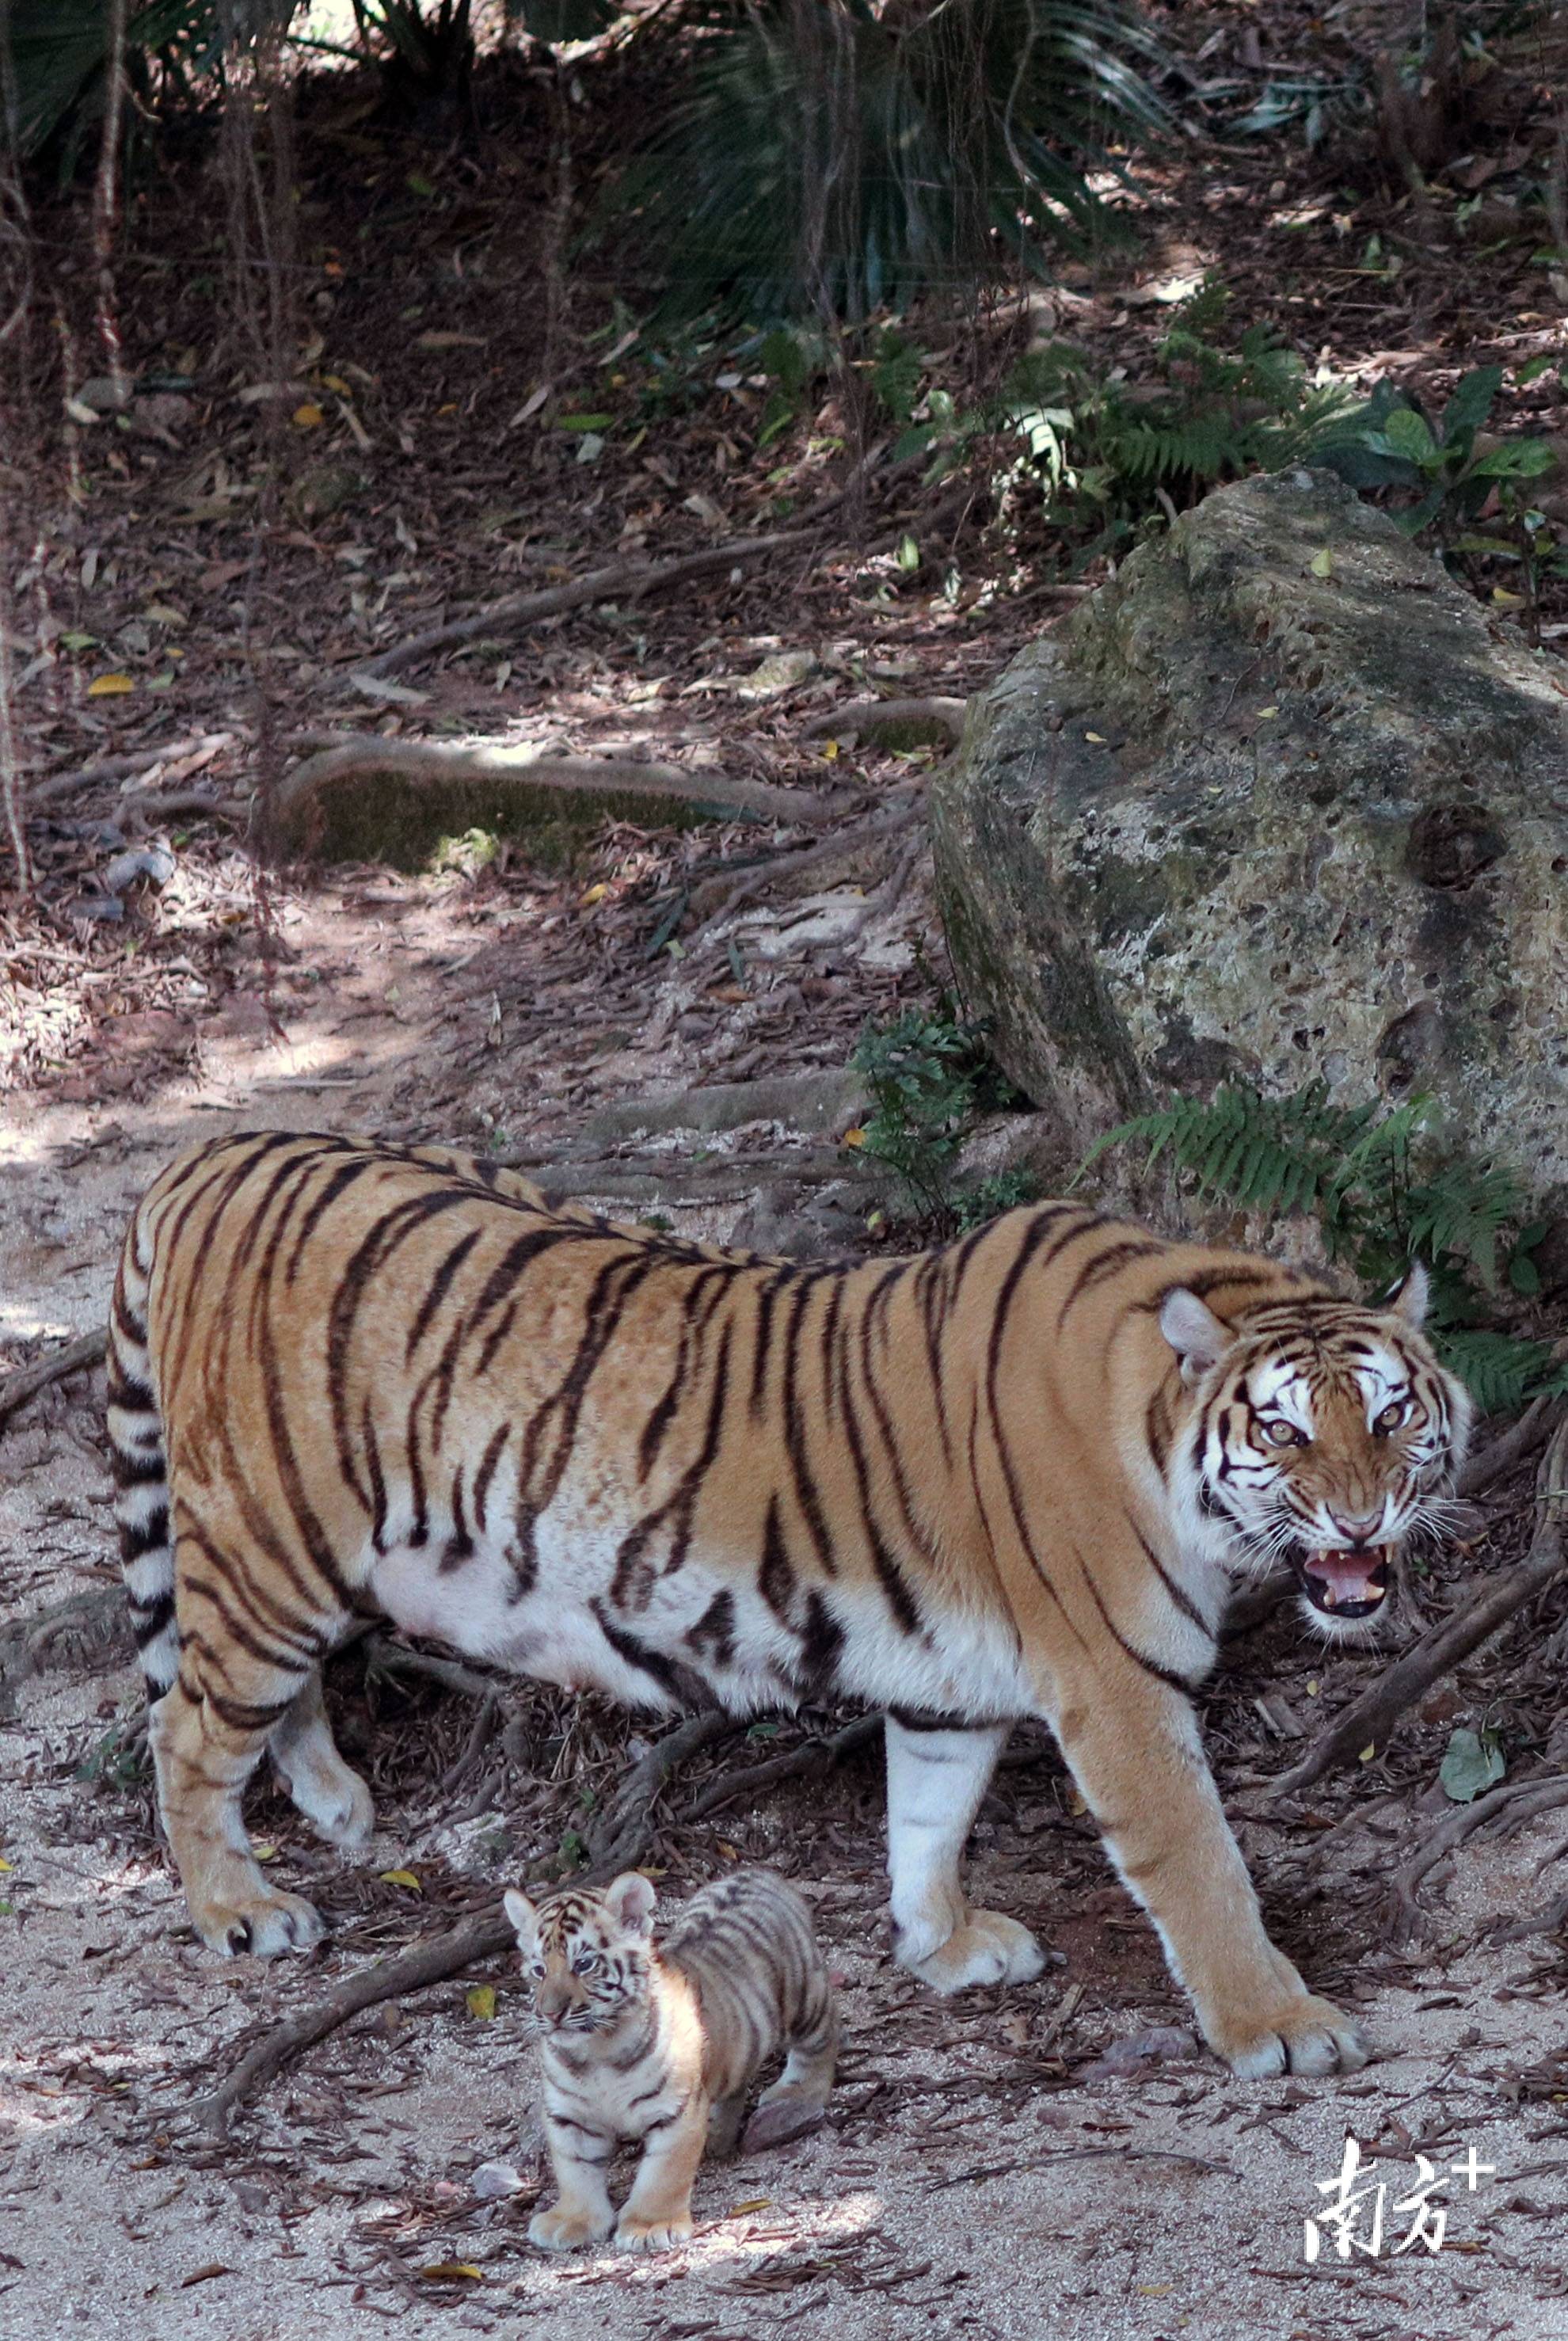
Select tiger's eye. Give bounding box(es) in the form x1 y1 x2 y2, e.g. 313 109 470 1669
1375 1402 1406 1434
1264 1419 1304 1448
572 1950 599 1975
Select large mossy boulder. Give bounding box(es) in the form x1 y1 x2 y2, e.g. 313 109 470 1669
932 469 1568 1196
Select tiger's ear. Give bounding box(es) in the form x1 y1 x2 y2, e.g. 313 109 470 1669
1159 1288 1231 1384
604 1872 657 1936
503 1888 539 1949
1388 1260 1429 1330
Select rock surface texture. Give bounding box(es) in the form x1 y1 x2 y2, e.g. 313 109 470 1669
932 469 1568 1196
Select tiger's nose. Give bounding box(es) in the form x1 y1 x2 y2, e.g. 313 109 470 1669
1330 1508 1383 1547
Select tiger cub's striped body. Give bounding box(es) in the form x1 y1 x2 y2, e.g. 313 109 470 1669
505 1867 836 2252
110 1129 1470 2078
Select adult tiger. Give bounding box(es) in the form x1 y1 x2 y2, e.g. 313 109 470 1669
108 1130 1469 2076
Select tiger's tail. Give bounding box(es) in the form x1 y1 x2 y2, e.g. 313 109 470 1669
107 1205 177 1696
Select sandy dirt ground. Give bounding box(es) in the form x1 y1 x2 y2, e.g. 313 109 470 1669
4 870 1568 2341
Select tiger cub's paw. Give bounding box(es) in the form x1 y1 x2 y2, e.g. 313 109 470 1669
194 1887 325 1959
529 2206 614 2252
1212 1993 1369 2080
615 2213 694 2255
903 1909 1045 1996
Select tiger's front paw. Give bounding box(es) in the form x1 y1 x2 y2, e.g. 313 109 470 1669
1208 1993 1369 2080
529 2205 614 2252
615 2212 694 2254
899 1908 1045 1995
192 1886 325 1958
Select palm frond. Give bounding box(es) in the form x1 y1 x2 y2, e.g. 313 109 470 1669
599 0 1174 322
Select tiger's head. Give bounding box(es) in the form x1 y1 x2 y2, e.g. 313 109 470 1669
1161 1264 1471 1639
504 1872 657 2038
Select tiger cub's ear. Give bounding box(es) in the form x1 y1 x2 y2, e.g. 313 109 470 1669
1387 1260 1429 1330
1159 1288 1231 1385
603 1872 657 1936
504 1888 539 1950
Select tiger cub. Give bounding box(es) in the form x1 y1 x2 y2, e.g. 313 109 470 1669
505 1867 837 2254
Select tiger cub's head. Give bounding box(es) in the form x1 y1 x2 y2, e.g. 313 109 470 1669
1161 1263 1471 1639
504 1873 657 2038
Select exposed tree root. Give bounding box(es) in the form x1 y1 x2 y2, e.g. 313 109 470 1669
0 1328 107 1433
801 696 969 744
1384 1772 1568 1944
192 1711 737 2134
683 797 924 936
1456 1396 1564 1498
1273 1418 1568 1800
269 737 844 848
681 1715 880 1821
495 1148 873 1213
363 1635 501 1704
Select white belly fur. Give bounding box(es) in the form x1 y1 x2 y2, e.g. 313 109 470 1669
366 1505 1032 1722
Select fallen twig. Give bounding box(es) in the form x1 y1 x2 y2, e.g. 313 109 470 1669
362 520 839 679
1385 1772 1568 1943
29 731 238 810
269 737 843 847
0 1328 107 1433
1272 1418 1568 1799
193 1709 737 2132
124 789 248 830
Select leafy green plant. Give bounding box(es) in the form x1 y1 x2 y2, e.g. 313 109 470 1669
903 282 1368 561
954 1167 1043 1231
75 1715 150 1789
1079 1083 1567 1414
598 0 1173 322
851 1002 1028 1226
1315 360 1565 632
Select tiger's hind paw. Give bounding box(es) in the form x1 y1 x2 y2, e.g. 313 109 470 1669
900 1909 1045 1995
741 2090 828 2155
295 1764 375 1849
192 1886 325 1958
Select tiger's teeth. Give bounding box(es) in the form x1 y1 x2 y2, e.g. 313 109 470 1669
1320 1585 1338 1608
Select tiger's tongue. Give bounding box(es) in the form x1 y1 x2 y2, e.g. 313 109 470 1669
1310 1549 1383 1600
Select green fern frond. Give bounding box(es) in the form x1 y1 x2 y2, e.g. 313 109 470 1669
1436 1330 1568 1416
1079 1082 1552 1418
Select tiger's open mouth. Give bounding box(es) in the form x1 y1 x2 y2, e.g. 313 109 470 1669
1293 1546 1392 1620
